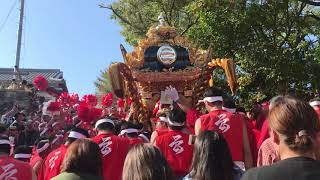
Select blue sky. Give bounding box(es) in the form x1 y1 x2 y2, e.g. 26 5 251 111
0 0 131 96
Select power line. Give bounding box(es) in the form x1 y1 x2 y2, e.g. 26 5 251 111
0 0 18 33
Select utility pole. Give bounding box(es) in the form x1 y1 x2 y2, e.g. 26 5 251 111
14 0 25 80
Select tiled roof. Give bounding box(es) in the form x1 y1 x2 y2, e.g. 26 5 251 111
0 68 64 83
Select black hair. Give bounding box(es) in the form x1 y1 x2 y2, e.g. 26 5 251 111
37 139 49 148
136 123 144 131
236 107 246 113
96 122 115 132
0 135 11 155
36 139 51 155
167 108 186 131
14 145 33 159
14 112 26 120
0 124 7 134
190 131 234 180
203 87 223 98
67 127 90 143
34 136 50 145
65 124 75 133
223 99 236 109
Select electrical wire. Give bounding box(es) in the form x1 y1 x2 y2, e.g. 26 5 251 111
0 0 18 33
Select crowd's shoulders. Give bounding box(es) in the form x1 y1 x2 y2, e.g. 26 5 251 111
183 165 243 180
242 157 320 180
198 112 210 119
0 157 33 177
154 130 179 141
13 156 33 168
1 156 26 165
241 164 273 180
51 172 104 180
45 145 66 162
154 132 165 145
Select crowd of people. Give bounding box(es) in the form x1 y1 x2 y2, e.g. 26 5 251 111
1 86 320 180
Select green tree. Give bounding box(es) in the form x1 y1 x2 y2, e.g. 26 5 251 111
95 69 112 97
103 0 320 108
100 0 197 45
188 0 320 107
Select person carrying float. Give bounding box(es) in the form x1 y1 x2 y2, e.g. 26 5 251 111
195 87 253 170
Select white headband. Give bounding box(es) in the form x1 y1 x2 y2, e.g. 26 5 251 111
159 117 169 123
14 154 32 159
37 143 50 154
75 121 82 127
139 134 150 142
40 128 48 136
199 96 223 103
95 119 115 129
222 107 236 113
52 134 64 144
52 122 60 127
310 101 320 107
68 131 86 139
39 122 46 128
120 128 139 136
0 140 11 145
167 118 185 127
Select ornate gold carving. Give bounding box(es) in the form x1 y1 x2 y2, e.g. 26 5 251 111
109 22 237 129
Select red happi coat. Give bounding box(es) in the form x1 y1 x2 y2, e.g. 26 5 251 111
0 156 33 180
155 130 193 176
30 152 42 169
43 145 67 180
91 133 130 180
199 109 244 161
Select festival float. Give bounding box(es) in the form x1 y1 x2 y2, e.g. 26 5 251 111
107 14 237 128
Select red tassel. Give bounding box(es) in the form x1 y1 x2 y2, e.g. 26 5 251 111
77 102 102 123
127 97 133 106
70 93 79 105
102 93 113 107
34 75 48 91
117 98 125 108
82 94 98 107
47 101 61 112
58 92 71 107
90 108 103 121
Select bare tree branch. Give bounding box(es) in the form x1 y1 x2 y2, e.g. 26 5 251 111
297 2 307 16
169 0 175 25
100 4 146 32
306 12 320 21
299 0 320 6
180 16 199 36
